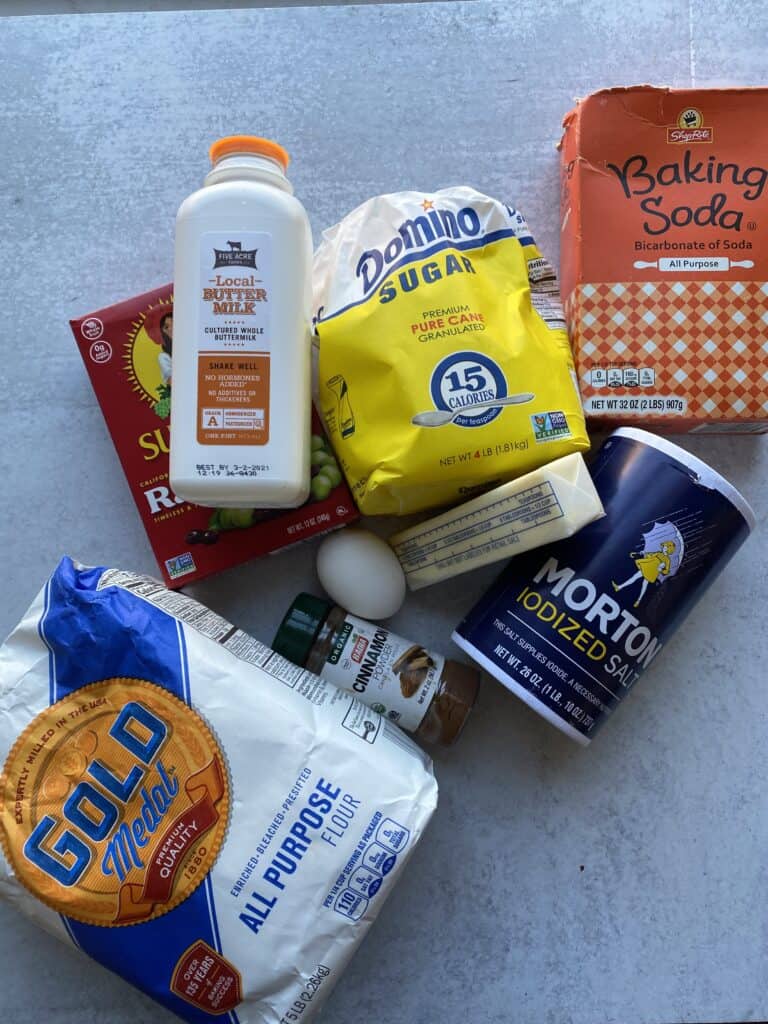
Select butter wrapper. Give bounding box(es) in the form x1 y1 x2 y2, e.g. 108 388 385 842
390 453 604 590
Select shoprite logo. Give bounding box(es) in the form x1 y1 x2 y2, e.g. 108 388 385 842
667 107 713 144
213 240 258 269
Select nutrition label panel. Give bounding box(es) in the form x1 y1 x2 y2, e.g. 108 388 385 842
393 480 564 574
325 812 411 923
589 367 656 388
527 257 568 331
98 569 340 704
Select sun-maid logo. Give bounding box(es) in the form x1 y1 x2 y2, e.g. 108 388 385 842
667 107 713 144
124 298 174 411
213 240 259 270
0 679 229 927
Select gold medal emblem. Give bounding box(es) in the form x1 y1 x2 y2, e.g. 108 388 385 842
0 679 229 927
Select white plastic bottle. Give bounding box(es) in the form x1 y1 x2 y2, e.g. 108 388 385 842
170 135 312 508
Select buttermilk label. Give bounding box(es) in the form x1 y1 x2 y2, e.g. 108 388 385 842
201 274 268 316
199 231 272 321
606 149 768 235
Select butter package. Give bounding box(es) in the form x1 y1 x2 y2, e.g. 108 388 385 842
390 453 604 590
313 187 589 515
0 559 437 1023
560 86 768 433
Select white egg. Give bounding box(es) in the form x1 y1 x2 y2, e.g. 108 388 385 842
316 528 406 620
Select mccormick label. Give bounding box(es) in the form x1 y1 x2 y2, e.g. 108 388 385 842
69 285 357 589
321 615 443 733
453 431 753 743
559 86 768 433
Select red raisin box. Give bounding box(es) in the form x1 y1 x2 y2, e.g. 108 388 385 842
70 284 357 588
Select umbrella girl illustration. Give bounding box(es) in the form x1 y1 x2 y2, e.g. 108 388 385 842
612 521 685 608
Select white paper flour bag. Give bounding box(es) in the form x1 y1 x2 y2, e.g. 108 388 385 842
0 558 437 1023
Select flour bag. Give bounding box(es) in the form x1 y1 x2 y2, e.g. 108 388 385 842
313 186 589 515
0 558 437 1023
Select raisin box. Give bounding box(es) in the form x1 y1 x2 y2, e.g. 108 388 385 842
70 284 358 588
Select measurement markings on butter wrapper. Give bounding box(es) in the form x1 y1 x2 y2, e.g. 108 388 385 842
397 481 565 571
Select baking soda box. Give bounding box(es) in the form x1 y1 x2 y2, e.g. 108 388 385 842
560 86 768 433
70 285 357 588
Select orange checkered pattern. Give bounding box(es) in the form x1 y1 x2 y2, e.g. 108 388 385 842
566 281 768 421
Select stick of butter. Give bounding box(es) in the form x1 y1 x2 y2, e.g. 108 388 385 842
389 453 604 590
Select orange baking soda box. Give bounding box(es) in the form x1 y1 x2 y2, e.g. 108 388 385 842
560 86 768 433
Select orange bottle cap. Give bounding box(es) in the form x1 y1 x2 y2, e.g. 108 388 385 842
209 135 290 170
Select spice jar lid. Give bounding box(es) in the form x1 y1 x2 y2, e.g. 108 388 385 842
272 593 334 668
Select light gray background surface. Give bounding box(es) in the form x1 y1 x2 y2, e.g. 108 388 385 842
1 3 767 1023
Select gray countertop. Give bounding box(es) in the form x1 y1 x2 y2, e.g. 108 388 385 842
1 3 767 1023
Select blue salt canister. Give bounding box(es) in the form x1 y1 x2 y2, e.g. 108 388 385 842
452 428 755 744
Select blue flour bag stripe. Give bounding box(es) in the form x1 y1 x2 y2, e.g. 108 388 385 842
453 429 754 743
38 558 233 1024
43 558 185 703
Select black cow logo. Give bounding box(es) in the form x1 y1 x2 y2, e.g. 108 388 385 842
213 240 258 269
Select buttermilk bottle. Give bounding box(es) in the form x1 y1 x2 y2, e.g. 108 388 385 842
170 135 312 507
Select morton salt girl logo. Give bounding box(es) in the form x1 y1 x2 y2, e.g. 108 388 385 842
611 521 685 608
667 106 713 144
514 514 694 674
0 679 229 926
